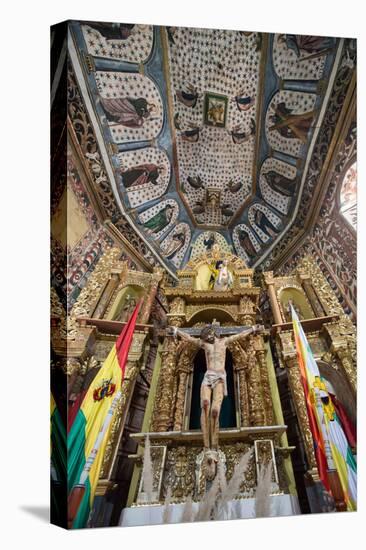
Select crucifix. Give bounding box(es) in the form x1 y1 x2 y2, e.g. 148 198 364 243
167 322 264 450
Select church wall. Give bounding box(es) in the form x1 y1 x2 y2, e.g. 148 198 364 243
276 113 356 321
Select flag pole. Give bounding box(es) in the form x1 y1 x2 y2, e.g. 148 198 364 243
68 391 121 528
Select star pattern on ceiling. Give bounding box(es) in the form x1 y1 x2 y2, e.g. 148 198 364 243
69 22 348 275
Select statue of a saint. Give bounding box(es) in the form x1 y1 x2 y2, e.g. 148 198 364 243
166 323 264 450
116 294 137 322
213 259 233 291
285 299 302 322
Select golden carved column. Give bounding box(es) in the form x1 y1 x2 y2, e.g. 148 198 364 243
139 268 163 324
238 296 256 326
323 322 357 395
173 343 196 431
238 370 250 426
228 341 250 427
173 371 189 431
151 335 178 432
246 337 266 426
92 271 120 319
255 337 274 425
284 355 317 471
335 347 357 394
298 272 325 318
263 272 283 325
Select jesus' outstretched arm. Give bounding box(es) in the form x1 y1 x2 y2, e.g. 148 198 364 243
166 326 202 347
224 324 264 345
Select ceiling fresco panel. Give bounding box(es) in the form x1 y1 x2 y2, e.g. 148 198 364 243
190 231 232 260
258 157 297 215
137 199 179 242
248 202 282 243
265 90 317 156
117 147 171 207
160 222 192 268
68 21 353 276
165 27 261 227
272 34 335 80
233 223 262 264
82 23 154 63
95 71 164 143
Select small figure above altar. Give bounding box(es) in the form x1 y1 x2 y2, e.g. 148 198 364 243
213 259 233 291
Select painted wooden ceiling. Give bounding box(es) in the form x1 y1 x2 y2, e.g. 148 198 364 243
69 21 355 276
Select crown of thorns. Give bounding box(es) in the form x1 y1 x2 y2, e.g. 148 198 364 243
200 325 219 340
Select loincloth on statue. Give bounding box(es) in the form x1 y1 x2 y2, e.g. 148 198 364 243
201 370 227 400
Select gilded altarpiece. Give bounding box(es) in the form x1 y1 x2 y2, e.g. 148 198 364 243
128 248 296 506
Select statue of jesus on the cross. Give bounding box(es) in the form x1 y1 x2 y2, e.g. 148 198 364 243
166 322 264 450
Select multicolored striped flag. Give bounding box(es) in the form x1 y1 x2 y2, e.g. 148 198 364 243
291 305 357 510
68 300 142 528
51 393 67 526
291 306 330 492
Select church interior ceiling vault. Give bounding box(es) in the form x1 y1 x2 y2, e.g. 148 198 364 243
67 22 356 278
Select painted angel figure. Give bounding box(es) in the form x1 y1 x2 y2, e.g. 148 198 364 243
101 97 158 128
121 164 165 188
140 204 175 236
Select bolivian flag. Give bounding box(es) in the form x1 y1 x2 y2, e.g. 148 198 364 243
68 300 141 528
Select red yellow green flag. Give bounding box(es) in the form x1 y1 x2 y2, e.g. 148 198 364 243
67 300 141 528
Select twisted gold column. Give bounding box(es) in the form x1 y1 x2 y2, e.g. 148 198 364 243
285 355 317 470
300 276 325 318
151 336 177 431
173 371 189 431
92 272 120 319
257 348 274 425
263 272 283 324
246 338 266 426
336 348 357 394
139 268 163 324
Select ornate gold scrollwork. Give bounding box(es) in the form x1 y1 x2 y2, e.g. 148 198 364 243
163 446 196 500
151 337 178 432
173 342 196 431
285 355 317 470
245 336 266 426
228 340 250 426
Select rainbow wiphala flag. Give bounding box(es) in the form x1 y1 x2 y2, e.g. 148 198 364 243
291 305 357 511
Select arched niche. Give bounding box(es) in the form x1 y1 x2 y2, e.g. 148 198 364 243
187 307 236 326
317 360 356 427
194 261 235 292
278 286 313 321
189 348 236 430
107 284 145 321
